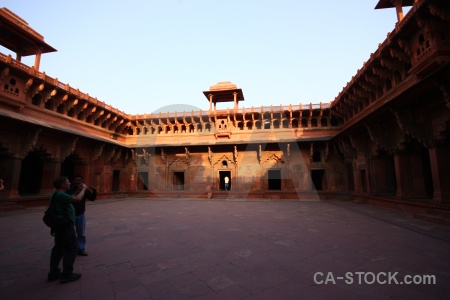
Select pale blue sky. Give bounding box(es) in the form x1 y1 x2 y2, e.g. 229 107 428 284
1 1 409 115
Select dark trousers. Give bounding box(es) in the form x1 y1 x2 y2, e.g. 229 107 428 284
50 225 77 275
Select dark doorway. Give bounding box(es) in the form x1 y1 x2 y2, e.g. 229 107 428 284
346 164 354 191
219 171 231 190
19 150 43 195
61 153 84 181
138 172 149 190
360 169 367 193
173 172 184 190
268 170 281 190
311 169 325 190
60 157 75 180
421 147 434 198
112 170 120 192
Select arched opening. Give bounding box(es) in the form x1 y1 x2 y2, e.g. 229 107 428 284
311 169 325 190
238 122 244 130
255 121 262 130
19 150 44 195
311 118 318 127
246 121 253 130
301 118 308 128
222 160 228 168
330 117 339 126
273 120 280 129
61 153 84 181
292 119 299 128
44 99 54 110
32 94 42 106
282 119 289 128
264 120 271 129
312 151 322 162
321 118 328 127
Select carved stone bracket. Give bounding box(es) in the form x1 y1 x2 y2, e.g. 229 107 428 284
91 143 105 164
258 145 262 164
44 89 57 104
435 82 450 109
391 108 430 147
111 147 123 164
61 137 78 161
372 66 391 79
1 66 9 80
133 148 150 165
185 147 190 165
335 136 357 163
429 3 450 22
24 78 33 94
66 98 79 111
161 148 166 165
389 47 411 63
380 57 404 71
286 143 290 164
123 149 136 166
365 73 384 86
19 128 41 159
31 83 44 98
104 146 117 164
208 147 213 166
54 94 69 111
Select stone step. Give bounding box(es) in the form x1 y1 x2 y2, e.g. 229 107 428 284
0 202 26 212
414 213 450 227
426 208 450 219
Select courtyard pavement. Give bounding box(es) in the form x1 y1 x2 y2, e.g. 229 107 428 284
0 198 449 300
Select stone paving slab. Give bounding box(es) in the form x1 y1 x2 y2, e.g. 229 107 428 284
0 198 449 299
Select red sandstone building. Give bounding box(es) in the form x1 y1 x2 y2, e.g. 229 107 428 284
0 1 449 209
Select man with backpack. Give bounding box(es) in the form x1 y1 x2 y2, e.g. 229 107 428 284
47 176 87 283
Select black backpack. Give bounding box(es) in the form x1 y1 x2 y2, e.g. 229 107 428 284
43 193 71 229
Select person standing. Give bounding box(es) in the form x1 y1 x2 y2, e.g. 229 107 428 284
48 176 87 283
66 175 96 256
224 176 230 191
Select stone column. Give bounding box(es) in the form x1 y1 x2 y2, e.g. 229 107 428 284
34 48 42 71
234 164 238 191
392 0 404 22
429 146 450 203
393 152 427 199
0 156 22 200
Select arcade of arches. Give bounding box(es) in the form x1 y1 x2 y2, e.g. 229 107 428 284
0 1 450 207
